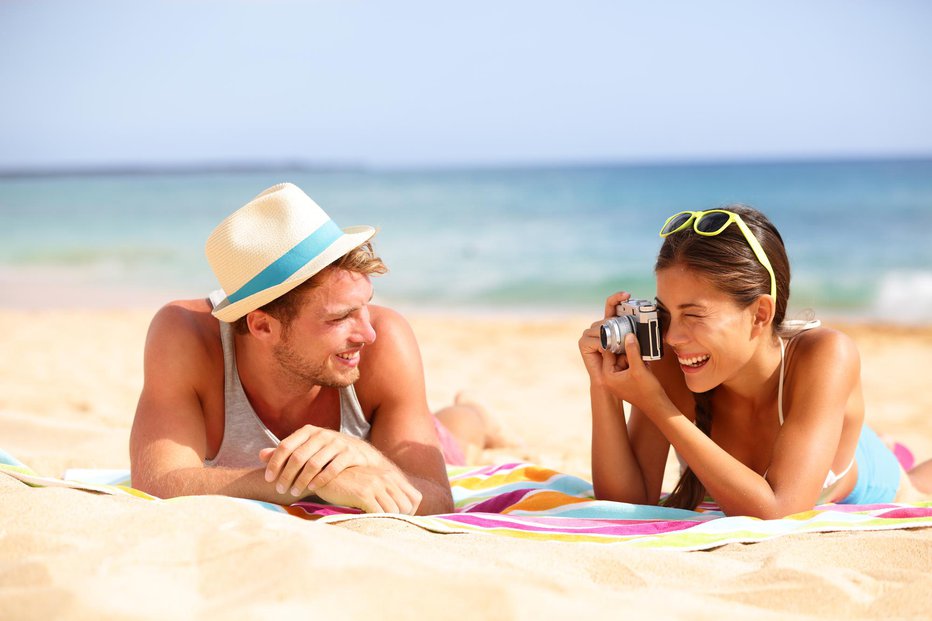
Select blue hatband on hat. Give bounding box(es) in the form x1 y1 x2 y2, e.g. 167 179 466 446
225 219 343 305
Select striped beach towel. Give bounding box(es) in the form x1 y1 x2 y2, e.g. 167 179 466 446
3 453 931 551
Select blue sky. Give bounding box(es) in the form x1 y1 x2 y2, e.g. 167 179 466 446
1 0 930 169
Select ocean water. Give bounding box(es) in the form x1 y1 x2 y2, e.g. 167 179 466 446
1 159 931 323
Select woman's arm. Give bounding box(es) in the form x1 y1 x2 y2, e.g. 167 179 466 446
582 293 677 504
590 382 647 502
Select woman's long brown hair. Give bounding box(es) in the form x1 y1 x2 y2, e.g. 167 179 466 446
657 204 792 510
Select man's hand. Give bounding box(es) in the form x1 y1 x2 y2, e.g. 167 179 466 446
310 465 423 515
259 425 386 497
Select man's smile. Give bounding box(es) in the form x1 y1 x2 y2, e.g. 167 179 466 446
335 349 361 367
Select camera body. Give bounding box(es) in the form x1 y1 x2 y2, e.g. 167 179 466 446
599 298 663 361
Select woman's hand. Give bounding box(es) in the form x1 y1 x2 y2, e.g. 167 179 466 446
600 333 668 415
579 291 632 383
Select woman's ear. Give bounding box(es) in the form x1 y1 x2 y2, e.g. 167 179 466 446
750 295 776 336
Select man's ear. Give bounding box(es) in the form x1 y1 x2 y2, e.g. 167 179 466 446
245 310 277 341
750 294 776 336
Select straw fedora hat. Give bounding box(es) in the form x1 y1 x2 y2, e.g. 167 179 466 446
206 182 376 322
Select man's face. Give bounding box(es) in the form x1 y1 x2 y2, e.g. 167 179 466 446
272 268 376 389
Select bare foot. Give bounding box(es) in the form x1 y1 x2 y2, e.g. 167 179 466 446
879 433 916 471
454 391 519 449
907 459 932 495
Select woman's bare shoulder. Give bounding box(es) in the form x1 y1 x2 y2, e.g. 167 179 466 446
787 326 861 386
790 327 859 364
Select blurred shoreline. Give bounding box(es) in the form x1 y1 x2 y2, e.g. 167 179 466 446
1 283 929 328
3 160 932 324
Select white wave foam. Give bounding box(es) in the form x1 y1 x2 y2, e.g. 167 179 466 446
874 270 932 324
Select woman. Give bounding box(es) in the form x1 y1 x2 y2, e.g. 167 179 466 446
578 205 931 518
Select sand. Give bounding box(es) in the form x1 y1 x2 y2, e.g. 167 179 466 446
2 306 932 620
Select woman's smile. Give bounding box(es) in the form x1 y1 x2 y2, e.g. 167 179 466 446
676 352 711 372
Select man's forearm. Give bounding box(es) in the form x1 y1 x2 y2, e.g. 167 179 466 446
139 463 452 514
138 465 297 505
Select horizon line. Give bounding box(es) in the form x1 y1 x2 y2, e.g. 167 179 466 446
2 152 932 179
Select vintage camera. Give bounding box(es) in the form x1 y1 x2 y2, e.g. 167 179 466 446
599 298 663 361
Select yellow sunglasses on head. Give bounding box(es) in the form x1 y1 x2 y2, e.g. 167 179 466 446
659 209 777 302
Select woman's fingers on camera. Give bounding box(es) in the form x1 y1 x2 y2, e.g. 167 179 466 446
602 349 622 373
623 334 645 370
580 326 604 351
604 291 631 318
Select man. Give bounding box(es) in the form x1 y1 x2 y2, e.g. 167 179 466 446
130 183 463 515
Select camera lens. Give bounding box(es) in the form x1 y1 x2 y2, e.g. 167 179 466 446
599 325 610 350
599 315 635 354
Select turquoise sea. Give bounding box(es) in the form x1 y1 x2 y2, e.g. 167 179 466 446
1 159 931 322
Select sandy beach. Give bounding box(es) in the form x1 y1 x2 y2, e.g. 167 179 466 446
2 306 932 619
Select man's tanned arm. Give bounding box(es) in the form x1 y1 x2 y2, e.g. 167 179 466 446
130 304 298 503
355 306 455 515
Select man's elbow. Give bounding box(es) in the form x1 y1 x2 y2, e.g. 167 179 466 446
129 460 191 499
130 469 180 499
415 488 454 515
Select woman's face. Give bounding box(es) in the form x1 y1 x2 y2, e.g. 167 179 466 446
655 264 758 393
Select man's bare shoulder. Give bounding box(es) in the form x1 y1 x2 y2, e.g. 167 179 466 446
355 304 423 399
365 304 422 360
368 304 413 337
145 298 221 363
